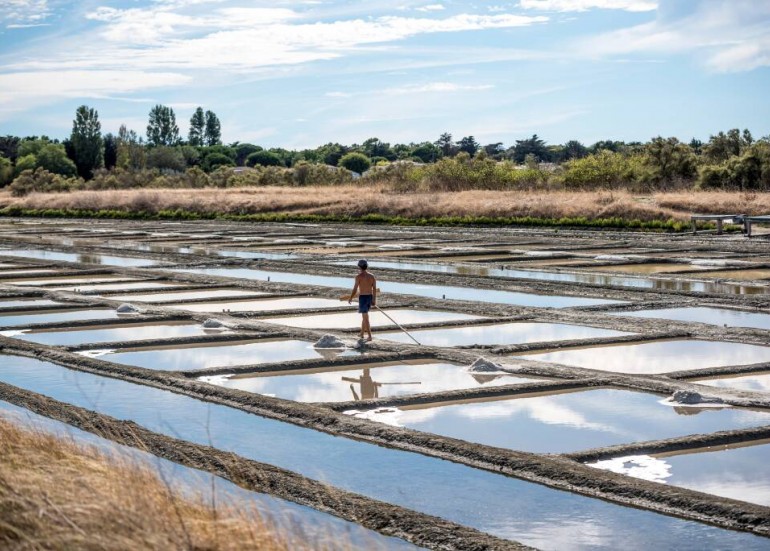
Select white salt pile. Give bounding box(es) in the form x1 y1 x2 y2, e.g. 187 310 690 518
313 334 347 349
377 243 416 250
468 357 505 373
670 389 724 405
116 303 140 314
202 319 227 330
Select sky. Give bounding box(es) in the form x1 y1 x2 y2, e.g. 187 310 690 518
0 0 768 149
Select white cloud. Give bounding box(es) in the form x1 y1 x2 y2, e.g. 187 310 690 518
325 91 352 98
7 11 547 73
383 82 494 94
0 70 191 120
577 0 770 72
416 4 445 12
519 0 657 11
1 0 51 25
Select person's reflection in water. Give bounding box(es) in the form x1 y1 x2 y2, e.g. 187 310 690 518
342 368 381 400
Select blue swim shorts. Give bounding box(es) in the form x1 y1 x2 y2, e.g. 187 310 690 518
358 294 373 313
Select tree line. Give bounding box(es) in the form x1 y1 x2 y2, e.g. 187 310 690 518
0 104 768 193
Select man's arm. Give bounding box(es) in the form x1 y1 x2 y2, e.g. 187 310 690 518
371 276 377 306
348 275 360 304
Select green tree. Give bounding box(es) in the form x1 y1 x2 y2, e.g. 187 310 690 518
703 129 751 163
434 132 454 157
204 110 221 146
235 143 262 166
36 143 78 177
146 105 180 146
0 156 13 186
510 134 550 163
643 137 697 185
117 125 146 170
246 150 283 167
562 140 588 160
338 152 371 174
0 136 21 162
410 142 440 163
202 152 235 171
483 142 505 160
361 137 394 160
103 133 118 170
70 105 103 179
14 154 37 176
146 146 185 172
457 136 480 156
188 107 205 146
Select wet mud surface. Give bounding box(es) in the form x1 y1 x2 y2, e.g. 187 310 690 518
1 218 770 547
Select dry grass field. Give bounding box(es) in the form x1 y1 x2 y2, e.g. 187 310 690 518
2 188 769 225
0 418 330 550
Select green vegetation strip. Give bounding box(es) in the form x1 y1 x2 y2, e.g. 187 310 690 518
0 206 700 232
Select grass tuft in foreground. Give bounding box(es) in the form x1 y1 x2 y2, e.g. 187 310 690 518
0 417 336 550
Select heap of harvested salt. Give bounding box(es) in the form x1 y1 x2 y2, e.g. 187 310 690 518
202 319 227 330
116 303 140 314
468 357 504 373
313 334 347 349
670 389 724 405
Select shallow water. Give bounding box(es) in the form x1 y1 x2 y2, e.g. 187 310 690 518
99 339 360 371
592 263 715 274
514 340 770 374
50 281 186 292
4 276 126 286
0 356 766 550
378 322 630 347
0 298 65 309
217 249 299 261
354 388 770 454
694 372 770 393
11 321 216 347
689 269 770 280
174 267 621 307
104 289 267 303
261 309 481 330
174 265 770 297
590 442 770 507
0 309 120 327
655 442 770 506
0 400 414 550
200 360 541 402
0 268 61 275
0 249 159 267
611 307 770 330
168 297 343 313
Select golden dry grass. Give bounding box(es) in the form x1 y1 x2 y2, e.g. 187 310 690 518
0 417 334 550
2 187 770 222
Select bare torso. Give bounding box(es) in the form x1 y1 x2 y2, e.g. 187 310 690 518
356 272 376 294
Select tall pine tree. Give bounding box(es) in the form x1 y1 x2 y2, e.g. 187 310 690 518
70 105 103 179
188 107 205 146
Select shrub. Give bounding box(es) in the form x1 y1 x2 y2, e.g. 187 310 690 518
146 146 186 172
338 152 371 174
202 152 235 172
9 168 81 196
246 150 283 167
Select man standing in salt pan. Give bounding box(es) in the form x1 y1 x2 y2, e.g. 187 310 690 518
348 259 377 341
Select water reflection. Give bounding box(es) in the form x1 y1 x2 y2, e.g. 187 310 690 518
350 389 770 453
379 322 630 347
515 340 770 374
99 339 360 371
11 321 214 347
0 309 119 327
695 372 770 393
611 307 770 330
202 361 534 402
261 310 481 330
105 289 265 303
7 357 765 549
168 297 342 313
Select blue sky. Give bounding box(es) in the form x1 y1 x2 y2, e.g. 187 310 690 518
0 0 768 149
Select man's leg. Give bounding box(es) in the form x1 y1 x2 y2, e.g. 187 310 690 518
362 312 371 340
